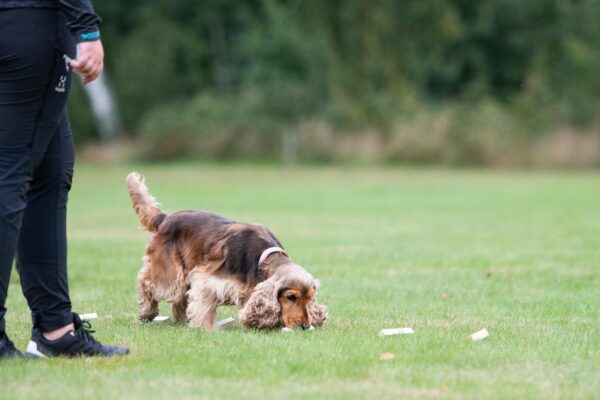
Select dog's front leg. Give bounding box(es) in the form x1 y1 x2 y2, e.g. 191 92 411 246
186 278 217 330
187 299 216 330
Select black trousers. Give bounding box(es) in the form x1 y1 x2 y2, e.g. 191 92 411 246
0 7 76 333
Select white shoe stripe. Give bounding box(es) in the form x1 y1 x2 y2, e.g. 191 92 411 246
25 340 47 358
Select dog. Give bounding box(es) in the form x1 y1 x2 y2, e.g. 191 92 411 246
126 172 327 330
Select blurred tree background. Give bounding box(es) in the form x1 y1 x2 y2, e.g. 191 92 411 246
69 0 600 166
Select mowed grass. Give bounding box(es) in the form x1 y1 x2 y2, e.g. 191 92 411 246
1 164 599 399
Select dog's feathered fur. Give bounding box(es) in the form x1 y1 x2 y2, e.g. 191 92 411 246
126 172 327 330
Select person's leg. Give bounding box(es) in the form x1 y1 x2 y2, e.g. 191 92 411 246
0 8 59 339
15 8 129 358
0 149 32 338
16 112 75 335
10 8 77 339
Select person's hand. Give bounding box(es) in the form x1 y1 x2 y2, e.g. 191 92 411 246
71 40 104 84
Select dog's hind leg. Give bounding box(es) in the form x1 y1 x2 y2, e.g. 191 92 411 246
137 260 159 322
172 297 188 323
138 286 159 322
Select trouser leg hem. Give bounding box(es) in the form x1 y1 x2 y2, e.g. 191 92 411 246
33 310 73 332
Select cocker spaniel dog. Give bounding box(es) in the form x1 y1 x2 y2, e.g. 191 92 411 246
126 172 327 331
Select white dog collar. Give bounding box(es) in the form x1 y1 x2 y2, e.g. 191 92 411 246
259 247 289 265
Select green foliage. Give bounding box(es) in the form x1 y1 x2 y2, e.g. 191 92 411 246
82 0 600 163
112 17 210 127
138 93 283 160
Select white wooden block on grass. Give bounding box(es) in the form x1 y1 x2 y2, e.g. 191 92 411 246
215 317 236 329
470 328 489 341
378 327 414 337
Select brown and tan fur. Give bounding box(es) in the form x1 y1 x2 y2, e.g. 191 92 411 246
126 172 327 331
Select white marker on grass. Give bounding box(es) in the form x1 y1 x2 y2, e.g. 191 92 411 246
378 327 414 337
470 328 489 341
215 317 236 329
152 315 169 322
281 326 316 332
80 312 97 320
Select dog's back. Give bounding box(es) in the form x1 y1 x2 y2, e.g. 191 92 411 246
127 172 282 284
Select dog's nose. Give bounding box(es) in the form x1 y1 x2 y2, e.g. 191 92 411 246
300 323 310 330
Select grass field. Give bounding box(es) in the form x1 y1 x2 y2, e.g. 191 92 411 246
1 164 599 399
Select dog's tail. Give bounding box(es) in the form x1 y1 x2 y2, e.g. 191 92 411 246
126 172 167 233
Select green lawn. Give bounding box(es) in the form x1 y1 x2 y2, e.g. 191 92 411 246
2 164 599 399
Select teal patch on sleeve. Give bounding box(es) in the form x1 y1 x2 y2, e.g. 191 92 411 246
80 31 100 41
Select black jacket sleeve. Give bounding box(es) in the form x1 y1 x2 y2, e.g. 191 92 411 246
58 0 101 42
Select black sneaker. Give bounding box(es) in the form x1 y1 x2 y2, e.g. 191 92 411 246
25 314 129 358
0 333 23 359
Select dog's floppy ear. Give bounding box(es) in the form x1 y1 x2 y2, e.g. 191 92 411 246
309 301 328 327
239 279 282 329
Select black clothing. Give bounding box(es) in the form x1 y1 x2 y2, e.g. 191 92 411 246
0 7 76 333
0 0 100 42
0 332 22 358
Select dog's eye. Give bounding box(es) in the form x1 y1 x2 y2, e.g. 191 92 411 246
286 295 297 302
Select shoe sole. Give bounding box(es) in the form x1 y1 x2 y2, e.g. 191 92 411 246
25 339 129 358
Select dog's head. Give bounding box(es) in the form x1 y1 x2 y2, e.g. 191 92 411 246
239 263 327 330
